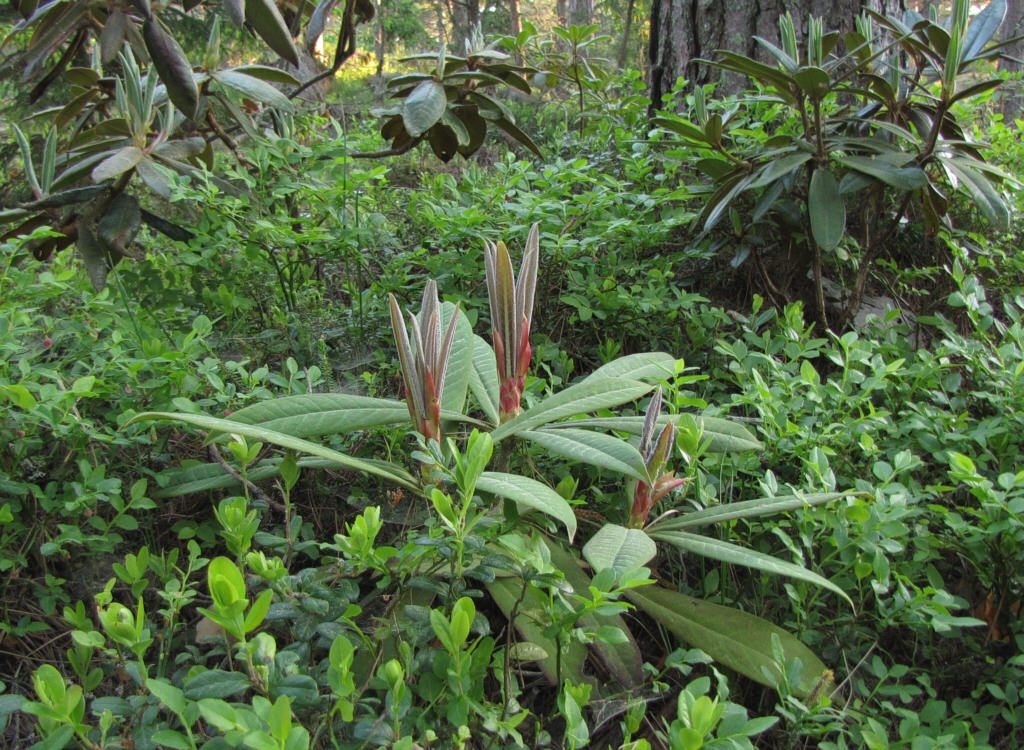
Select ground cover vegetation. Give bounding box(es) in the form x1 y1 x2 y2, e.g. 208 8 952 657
1 0 1023 747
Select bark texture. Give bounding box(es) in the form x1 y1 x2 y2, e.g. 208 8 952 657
998 0 1024 119
648 0 903 111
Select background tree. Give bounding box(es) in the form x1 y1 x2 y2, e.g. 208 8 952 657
999 0 1024 117
647 0 906 110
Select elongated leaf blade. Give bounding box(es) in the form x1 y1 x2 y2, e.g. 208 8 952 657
212 70 292 110
402 80 446 138
92 145 143 182
477 472 576 541
468 334 500 425
835 154 926 190
583 352 679 382
550 415 761 453
520 428 649 483
126 411 419 491
649 530 851 606
582 524 657 575
808 168 845 251
962 0 1006 62
491 378 653 443
152 456 339 497
440 302 473 416
143 18 198 118
649 492 852 530
244 0 299 66
226 393 409 435
626 585 831 697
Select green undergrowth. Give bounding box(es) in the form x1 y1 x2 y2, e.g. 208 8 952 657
2 69 1024 750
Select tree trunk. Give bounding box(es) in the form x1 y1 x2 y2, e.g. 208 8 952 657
373 0 386 102
999 0 1024 119
557 0 568 27
568 0 593 26
617 0 637 69
648 0 905 111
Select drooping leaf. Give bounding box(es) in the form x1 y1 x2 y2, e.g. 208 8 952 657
582 524 657 576
134 157 172 198
212 70 292 110
125 411 420 491
304 0 339 53
76 223 110 291
142 18 198 118
17 184 106 209
520 429 649 483
477 472 576 541
401 80 447 138
626 585 831 697
244 0 300 66
97 192 140 255
835 154 926 190
808 167 845 251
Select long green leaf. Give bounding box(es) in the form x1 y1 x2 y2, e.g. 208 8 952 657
491 378 653 443
648 530 851 606
835 154 926 190
520 428 649 483
152 456 341 497
583 352 679 382
402 80 446 138
749 151 813 189
582 524 657 576
212 70 292 110
648 492 853 531
125 412 419 491
477 472 576 541
244 0 299 66
227 394 410 435
468 334 500 425
942 156 1010 231
626 585 831 698
962 0 1003 62
92 145 143 182
549 415 762 453
440 303 473 416
808 168 845 251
